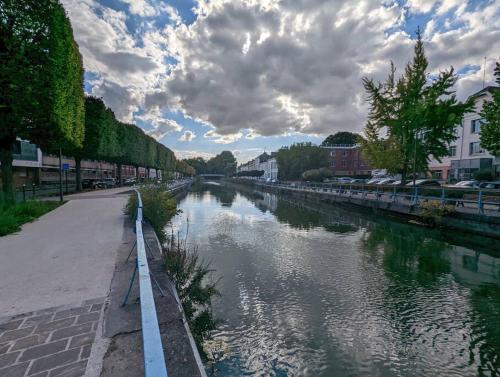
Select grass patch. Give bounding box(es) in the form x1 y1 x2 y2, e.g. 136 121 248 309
0 200 61 236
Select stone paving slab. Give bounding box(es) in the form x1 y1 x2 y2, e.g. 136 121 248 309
0 298 106 377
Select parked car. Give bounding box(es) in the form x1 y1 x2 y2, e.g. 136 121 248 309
478 181 500 189
405 179 441 187
337 177 353 183
124 177 137 186
444 180 478 188
376 178 396 185
93 178 115 189
366 178 384 184
389 180 403 186
81 179 95 189
350 179 365 184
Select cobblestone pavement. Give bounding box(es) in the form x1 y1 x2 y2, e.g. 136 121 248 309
0 298 106 377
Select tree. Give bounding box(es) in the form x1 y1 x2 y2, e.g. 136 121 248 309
276 142 329 180
206 151 237 176
480 63 500 157
183 157 207 175
361 30 473 183
321 132 361 146
0 0 84 199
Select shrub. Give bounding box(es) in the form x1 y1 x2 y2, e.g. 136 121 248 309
164 240 220 360
419 201 455 226
126 187 179 244
474 169 494 181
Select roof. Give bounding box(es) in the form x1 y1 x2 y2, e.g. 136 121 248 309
469 86 500 99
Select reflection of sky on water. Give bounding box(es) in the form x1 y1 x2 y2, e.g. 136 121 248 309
171 185 500 377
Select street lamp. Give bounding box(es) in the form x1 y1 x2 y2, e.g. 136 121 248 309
411 129 425 187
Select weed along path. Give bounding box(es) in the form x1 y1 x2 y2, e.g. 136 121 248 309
0 188 129 376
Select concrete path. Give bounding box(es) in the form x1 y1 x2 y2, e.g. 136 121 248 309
0 188 130 376
0 190 128 317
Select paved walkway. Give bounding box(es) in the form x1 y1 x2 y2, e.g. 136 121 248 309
0 188 130 376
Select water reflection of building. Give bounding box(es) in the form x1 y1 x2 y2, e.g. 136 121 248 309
445 246 500 286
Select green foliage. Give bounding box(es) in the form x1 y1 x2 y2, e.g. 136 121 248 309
419 201 455 226
321 132 362 146
126 187 178 244
480 63 500 157
182 157 207 175
302 167 333 182
361 30 473 181
0 0 84 197
276 142 329 180
0 200 61 236
164 242 219 360
474 169 494 181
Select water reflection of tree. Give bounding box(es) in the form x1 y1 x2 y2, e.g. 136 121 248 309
192 183 237 207
362 222 450 283
468 283 500 375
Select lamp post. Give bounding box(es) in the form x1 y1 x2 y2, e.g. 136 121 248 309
412 130 425 187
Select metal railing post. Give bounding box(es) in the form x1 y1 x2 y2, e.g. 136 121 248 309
22 184 26 202
32 184 36 199
441 187 445 205
478 190 484 214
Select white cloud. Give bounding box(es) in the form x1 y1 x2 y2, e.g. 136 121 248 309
63 0 500 143
179 130 196 142
172 149 215 160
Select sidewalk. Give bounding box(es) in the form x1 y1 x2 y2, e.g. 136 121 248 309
0 188 130 376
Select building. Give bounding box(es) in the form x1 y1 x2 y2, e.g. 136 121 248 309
237 152 279 180
428 86 499 181
321 144 372 177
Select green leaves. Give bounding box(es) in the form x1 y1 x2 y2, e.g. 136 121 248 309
361 31 473 178
480 63 500 157
276 142 329 180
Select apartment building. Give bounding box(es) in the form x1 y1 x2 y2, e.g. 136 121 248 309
321 144 372 176
428 86 499 181
237 152 279 180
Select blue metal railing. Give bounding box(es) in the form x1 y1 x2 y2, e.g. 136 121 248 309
134 190 169 377
247 180 500 214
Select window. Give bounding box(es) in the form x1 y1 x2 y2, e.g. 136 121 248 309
342 150 348 157
449 146 456 157
432 171 442 179
341 160 348 167
330 151 336 157
331 161 336 167
471 119 483 134
469 142 484 155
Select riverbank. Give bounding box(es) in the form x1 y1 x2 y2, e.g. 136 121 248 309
232 179 500 240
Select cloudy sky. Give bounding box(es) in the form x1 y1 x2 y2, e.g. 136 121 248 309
62 0 500 163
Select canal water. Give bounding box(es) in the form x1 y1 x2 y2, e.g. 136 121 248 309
171 183 500 377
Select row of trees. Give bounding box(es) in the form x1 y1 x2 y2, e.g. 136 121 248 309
183 151 237 176
1 0 84 199
275 143 329 180
0 0 188 199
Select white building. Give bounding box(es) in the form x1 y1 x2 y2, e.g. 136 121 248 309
428 86 499 181
237 152 279 180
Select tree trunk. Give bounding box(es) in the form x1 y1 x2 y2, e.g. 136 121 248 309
0 144 14 203
136 166 140 181
75 157 82 192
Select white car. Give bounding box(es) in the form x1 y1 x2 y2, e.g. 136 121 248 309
366 178 383 184
376 178 396 185
446 180 479 188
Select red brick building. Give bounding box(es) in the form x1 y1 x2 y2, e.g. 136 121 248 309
321 144 372 176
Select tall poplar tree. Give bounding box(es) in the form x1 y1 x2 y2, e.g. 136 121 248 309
0 0 84 200
480 63 500 157
361 30 473 183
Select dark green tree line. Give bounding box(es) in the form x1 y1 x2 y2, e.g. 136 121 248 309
276 142 329 180
0 0 84 200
